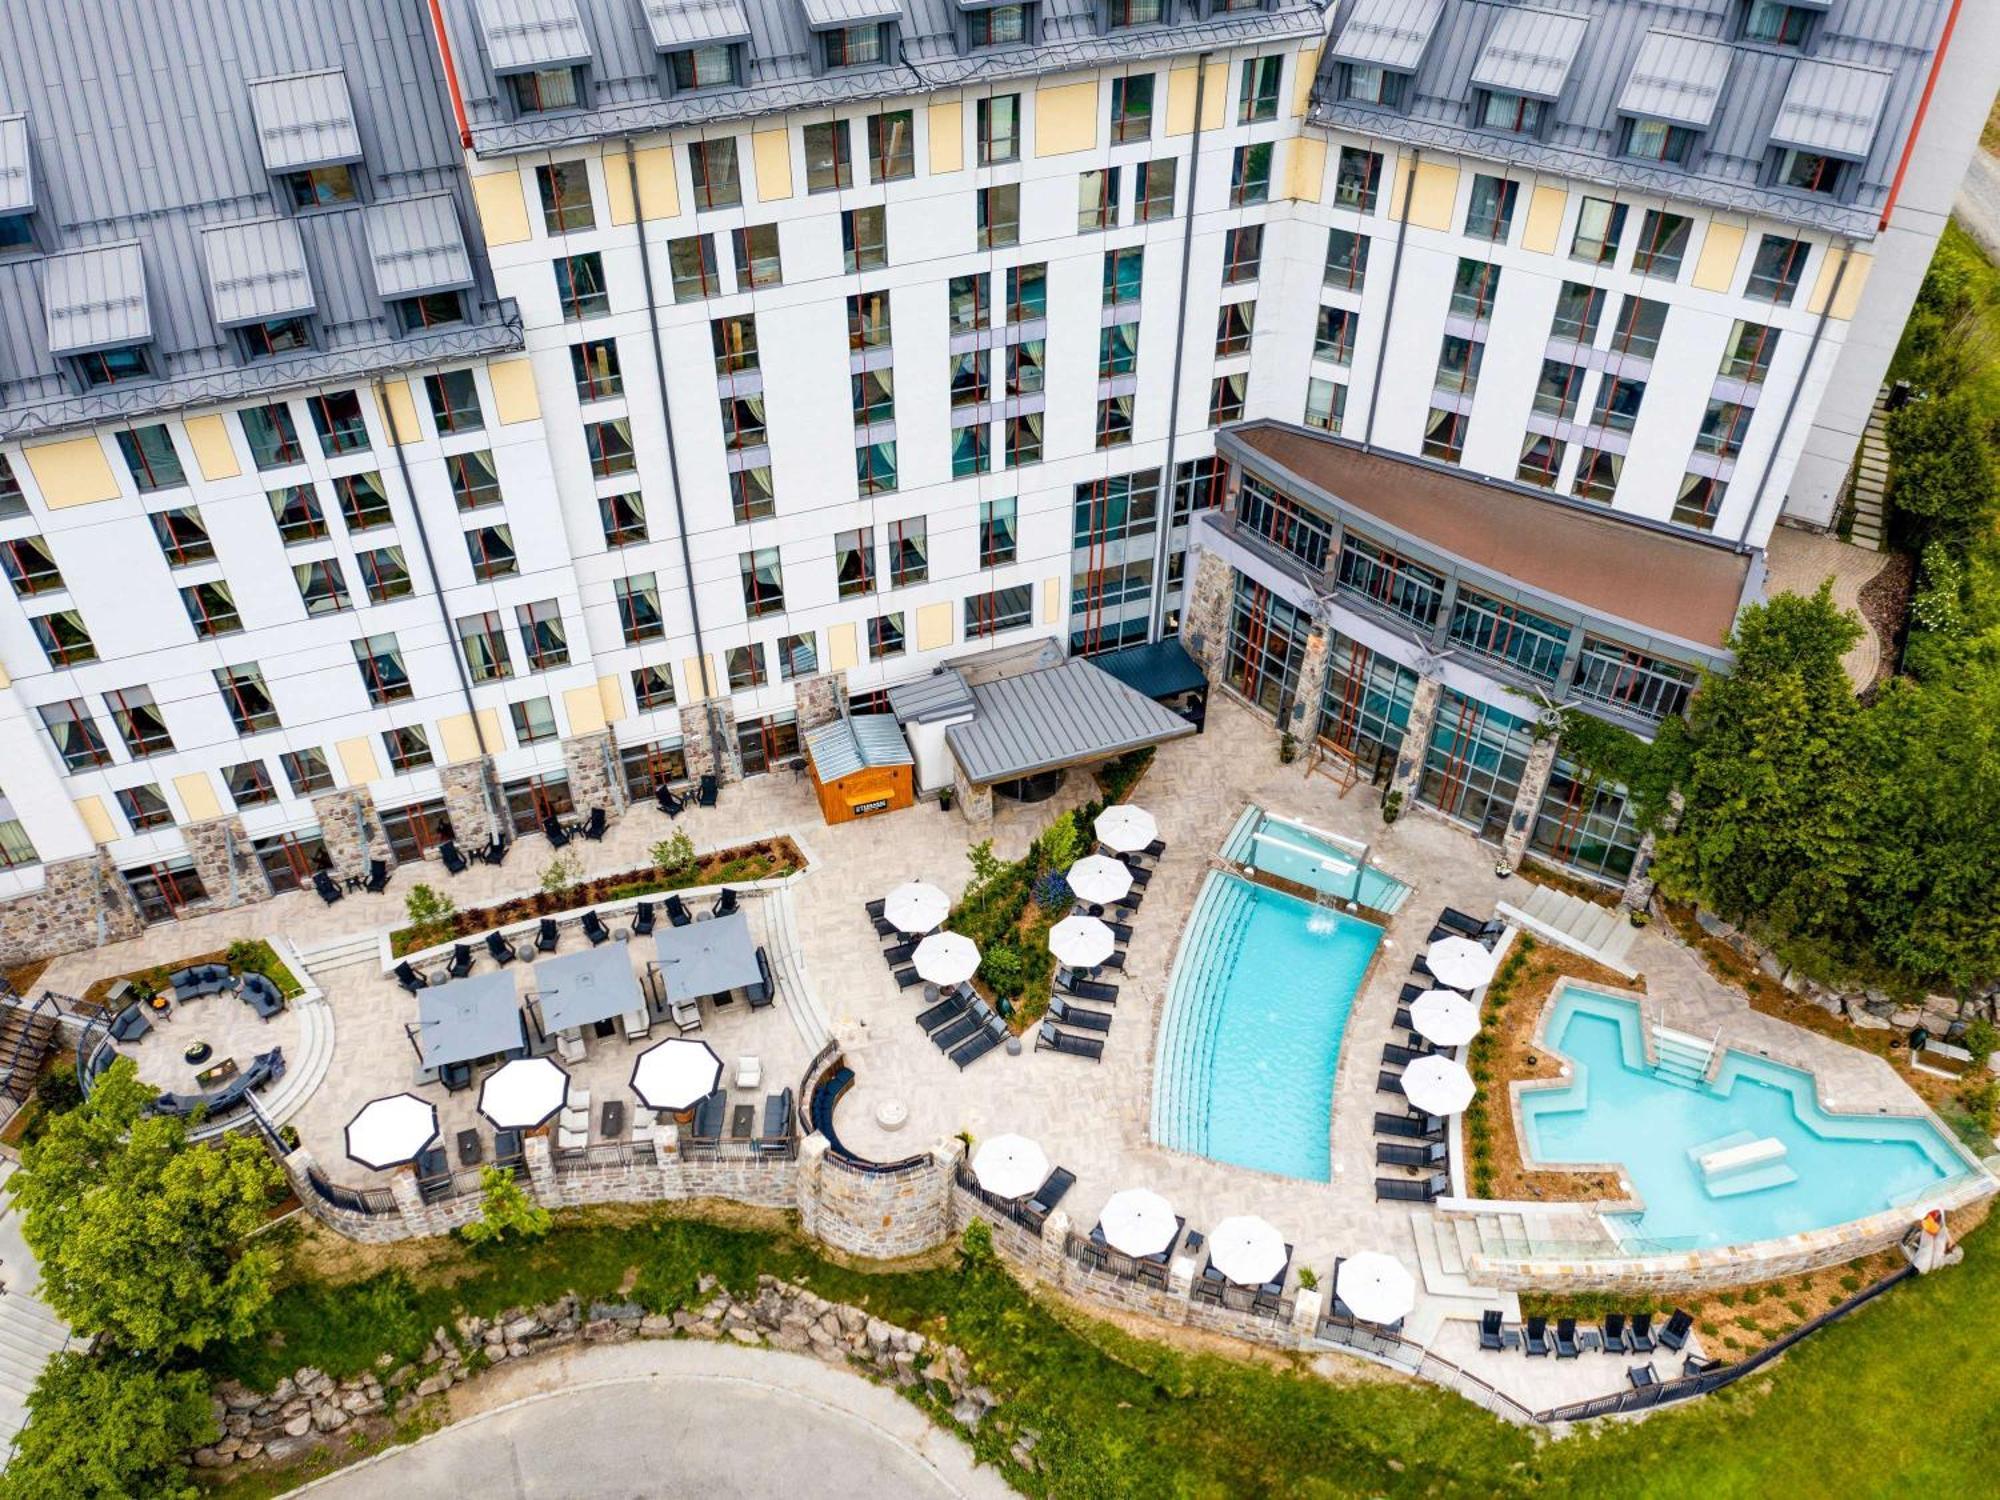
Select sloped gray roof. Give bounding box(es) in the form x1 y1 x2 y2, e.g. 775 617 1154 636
0 115 30 215
946 658 1197 784
364 193 476 300
1329 0 1446 73
1470 6 1589 101
806 713 914 782
43 243 151 355
1617 30 1733 131
1772 58 1895 161
800 0 904 28
474 0 594 74
644 0 754 48
247 70 364 173
202 220 316 327
888 668 975 725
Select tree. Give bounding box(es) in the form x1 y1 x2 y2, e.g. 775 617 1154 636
459 1166 552 1247
0 1352 214 1500
1886 392 1998 552
403 882 458 949
8 1060 283 1355
651 830 697 881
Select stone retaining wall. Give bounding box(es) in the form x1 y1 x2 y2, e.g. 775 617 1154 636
797 1135 960 1259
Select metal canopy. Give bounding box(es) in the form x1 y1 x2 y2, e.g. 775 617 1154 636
0 114 31 215
43 243 151 355
652 909 761 1003
416 969 522 1067
945 657 1197 785
363 193 476 300
1087 636 1205 702
1470 5 1589 101
888 667 975 725
246 70 363 173
805 713 912 783
1772 58 1895 162
1617 30 1733 131
800 0 902 30
202 219 316 327
534 942 644 1032
643 0 753 51
475 0 594 74
1328 0 1444 73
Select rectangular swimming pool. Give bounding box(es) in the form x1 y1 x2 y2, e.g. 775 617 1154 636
1220 807 1411 914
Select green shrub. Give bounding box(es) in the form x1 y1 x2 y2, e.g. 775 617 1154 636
959 1219 995 1267
979 944 1027 999
540 852 581 897
651 830 697 880
459 1169 553 1248
403 884 458 951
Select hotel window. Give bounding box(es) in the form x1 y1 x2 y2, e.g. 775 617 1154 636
632 665 676 710
1573 637 1697 721
1108 0 1162 26
949 348 989 408
599 491 646 547
216 663 281 733
849 290 891 350
1304 377 1345 433
833 528 876 599
1516 434 1565 489
1335 147 1383 211
1697 399 1754 458
181 581 242 638
1743 1 1812 46
855 441 898 496
1103 246 1143 306
1111 74 1154 142
122 857 209 923
1222 225 1262 285
720 395 767 451
1239 54 1282 124
0 456 23 519
669 46 737 91
1340 62 1405 109
1006 262 1046 321
1216 301 1254 358
1607 297 1668 359
952 424 990 478
284 163 357 209
1721 321 1780 384
1449 258 1502 319
1632 210 1693 279
615 574 664 642
76 345 153 387
1229 143 1271 207
824 21 883 68
1234 475 1327 569
1173 455 1226 519
1005 414 1043 467
241 315 314 360
465 525 518 580
333 471 392 531
1224 576 1311 714
843 206 887 272
116 426 186 492
1420 689 1534 839
1314 306 1357 365
1135 158 1176 221
382 724 433 773
1464 175 1518 242
852 367 894 424
396 291 466 332
1096 395 1135 448
354 633 412 704
536 161 595 232
688 139 742 209
887 516 928 586
282 748 334 797
1316 631 1417 780
1209 374 1247 426
510 698 559 746
585 418 637 477
41 700 113 770
732 224 782 288
977 95 1021 164
1079 167 1121 231
741 548 785 617
117 784 176 832
619 740 687 800
294 557 353 616
1552 282 1605 344
778 632 819 679
1533 361 1587 421
1007 339 1044 395
1435 335 1482 397
224 759 279 810
554 252 609 319
964 585 1031 639
1422 408 1467 463
1532 760 1643 883
1447 588 1570 680
572 339 623 400
511 65 581 113
976 184 1019 249
1572 448 1622 503
804 120 852 194
1592 376 1646 433
1571 198 1628 266
869 612 906 659
241 402 303 469
357 546 412 602
1623 118 1697 166
30 610 93 666
1674 473 1727 531
1747 234 1809 304
726 644 767 691
446 449 502 511
0 534 62 596
979 498 1017 566
1478 89 1543 136
669 234 720 300
518 599 570 670
731 466 776 521
868 110 914 181
949 273 989 332
108 686 174 758
308 391 370 456
712 314 759 375
737 711 799 775
968 4 1027 48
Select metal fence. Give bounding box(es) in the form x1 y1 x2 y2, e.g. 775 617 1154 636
952 1163 1056 1234
304 1167 398 1218
1064 1230 1172 1290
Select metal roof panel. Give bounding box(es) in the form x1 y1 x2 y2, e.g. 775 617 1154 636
0 115 31 215
43 243 152 355
363 193 476 299
1329 0 1445 73
946 658 1196 784
800 0 904 30
1772 58 1894 161
806 713 913 782
888 668 976 724
247 69 364 173
1617 30 1733 130
1470 6 1589 101
643 0 754 48
475 0 594 74
202 219 317 327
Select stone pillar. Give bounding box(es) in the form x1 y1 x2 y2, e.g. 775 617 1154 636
1179 546 1234 683
953 761 993 833
1385 674 1442 811
90 850 147 943
1164 1256 1195 1324
312 787 390 879
1284 628 1330 746
180 814 267 911
524 1130 558 1205
1043 1209 1075 1292
1290 1286 1323 1348
438 757 500 845
792 671 847 732
0 850 141 966
1499 731 1561 873
679 698 741 784
388 1166 429 1237
560 729 626 817
794 1132 829 1242
1619 790 1682 913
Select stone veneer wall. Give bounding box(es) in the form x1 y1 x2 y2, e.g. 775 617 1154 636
182 815 272 912
0 850 146 967
1178 546 1234 685
952 760 994 833
679 698 741 784
311 787 391 878
561 730 627 818
795 1134 960 1259
437 758 500 846
791 671 847 731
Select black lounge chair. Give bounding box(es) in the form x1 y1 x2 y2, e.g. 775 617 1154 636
240 974 284 1019
932 1004 990 1052
486 931 515 966
446 943 474 979
712 887 739 919
1479 1309 1520 1352
1627 1312 1657 1353
872 914 901 938
581 806 607 841
883 939 917 965
543 814 571 849
697 774 719 807
363 858 390 894
1373 1172 1447 1203
1047 996 1112 1033
951 1017 1007 1069
1601 1313 1628 1354
747 948 775 1008
865 898 887 919
1398 982 1428 1006
892 966 924 990
1375 1139 1447 1168
757 1088 795 1152
1035 1021 1103 1061
1657 1308 1694 1352
1523 1316 1550 1357
1142 837 1166 858
1382 1042 1424 1068
1554 1319 1582 1359
1093 918 1134 943
916 992 968 1032
536 918 560 954
1374 1110 1445 1140
313 870 343 905
1122 862 1153 887
657 785 685 818
666 894 693 927
1392 1006 1416 1033
632 900 656 936
1683 1354 1722 1376
1627 1363 1660 1391
109 1004 152 1043
414 1146 452 1202
1023 1167 1075 1228
1056 969 1119 1004
582 910 611 946
1378 1070 1407 1098
394 960 427 994
1438 907 1485 939
1091 950 1127 972
440 841 468 875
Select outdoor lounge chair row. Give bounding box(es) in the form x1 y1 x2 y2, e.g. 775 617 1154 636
917 986 1008 1068
1482 1308 1695 1358
1431 906 1506 949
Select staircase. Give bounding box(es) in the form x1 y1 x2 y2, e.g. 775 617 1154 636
0 993 65 1106
1847 389 1891 551
1495 884 1639 978
1649 1024 1717 1090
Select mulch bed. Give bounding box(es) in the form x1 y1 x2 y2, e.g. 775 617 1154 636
1855 548 1916 692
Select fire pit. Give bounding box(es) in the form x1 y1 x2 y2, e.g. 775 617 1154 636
183 1041 213 1067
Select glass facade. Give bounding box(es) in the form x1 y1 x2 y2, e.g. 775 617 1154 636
1419 689 1534 841
1316 632 1416 784
1224 575 1312 716
1531 761 1642 882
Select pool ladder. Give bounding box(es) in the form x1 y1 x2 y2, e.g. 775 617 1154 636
1650 1023 1719 1090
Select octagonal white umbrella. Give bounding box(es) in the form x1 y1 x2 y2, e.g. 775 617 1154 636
1337 1251 1416 1325
1049 914 1115 970
1427 935 1499 991
914 931 980 987
1099 1187 1177 1257
970 1134 1050 1201
344 1093 438 1172
1094 804 1157 855
1401 1054 1476 1115
630 1037 722 1113
479 1056 570 1131
1409 989 1481 1048
1208 1215 1287 1287
1066 855 1133 907
884 881 950 935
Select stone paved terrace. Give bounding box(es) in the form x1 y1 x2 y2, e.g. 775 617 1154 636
54 694 1967 1415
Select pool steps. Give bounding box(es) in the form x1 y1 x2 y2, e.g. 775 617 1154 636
1690 1131 1799 1196
1150 872 1259 1156
1650 1026 1718 1090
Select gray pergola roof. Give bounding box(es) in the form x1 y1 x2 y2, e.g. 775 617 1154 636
805 713 913 783
417 970 523 1067
946 658 1197 786
532 943 643 1033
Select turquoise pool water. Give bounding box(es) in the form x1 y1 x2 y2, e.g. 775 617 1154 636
1219 807 1410 914
1151 871 1383 1181
1523 988 1970 1249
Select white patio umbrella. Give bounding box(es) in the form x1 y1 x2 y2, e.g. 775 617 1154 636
1048 914 1115 970
1427 935 1499 991
884 880 950 935
1401 1054 1476 1115
1098 1187 1178 1257
1094 804 1158 855
1066 855 1133 907
970 1134 1050 1201
1207 1215 1288 1287
914 931 980 987
1409 989 1481 1048
344 1093 438 1172
630 1037 723 1113
1336 1251 1416 1325
479 1056 570 1131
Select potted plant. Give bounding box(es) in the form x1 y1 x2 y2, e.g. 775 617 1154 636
939 786 955 812
1278 730 1298 765
1380 788 1403 825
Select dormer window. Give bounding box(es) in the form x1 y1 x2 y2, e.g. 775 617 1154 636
1340 65 1406 110
243 317 314 359
644 0 751 91
803 0 898 74
823 24 886 69
45 243 156 391
1623 119 1697 165
0 215 29 251
78 347 151 386
670 46 738 91
396 291 468 334
1742 1 1818 47
1477 90 1544 137
1105 0 1163 28
1468 7 1585 141
1616 32 1731 173
248 71 366 210
476 0 593 114
203 218 318 362
510 68 583 114
1328 0 1442 111
967 4 1030 49
285 164 359 209
0 113 34 253
1769 58 1889 203
363 195 476 336
1777 149 1844 195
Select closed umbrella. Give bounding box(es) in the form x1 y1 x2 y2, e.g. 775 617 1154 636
1207 1215 1287 1287
1066 855 1133 907
914 931 980 987
1426 935 1499 990
479 1056 569 1130
1409 989 1480 1048
1098 1187 1177 1257
970 1134 1049 1201
630 1037 723 1113
1401 1054 1475 1115
884 881 950 935
344 1093 438 1171
1048 914 1115 970
1094 804 1157 854
1336 1251 1416 1325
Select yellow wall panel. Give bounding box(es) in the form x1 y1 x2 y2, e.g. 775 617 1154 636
597 675 626 724
23 437 119 509
928 102 963 174
470 170 532 246
682 655 719 699
336 736 382 787
826 623 858 672
1285 137 1327 203
1405 162 1459 232
487 358 541 425
1521 186 1567 254
1290 43 1318 119
75 796 115 846
752 129 792 201
1167 59 1226 137
0 658 10 689
1041 577 1063 625
172 772 222 823
1805 248 1873 318
1199 60 1228 130
1831 251 1872 320
914 601 955 652
562 684 607 737
1692 222 1746 293
605 145 680 224
1034 79 1098 157
437 709 502 764
376 380 421 445
183 414 240 482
